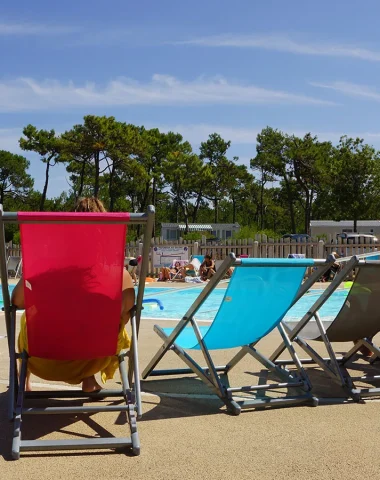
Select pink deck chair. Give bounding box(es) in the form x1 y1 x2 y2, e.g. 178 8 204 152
0 207 154 459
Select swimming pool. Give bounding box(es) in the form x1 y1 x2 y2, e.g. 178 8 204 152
0 285 348 323
0 285 15 310
142 286 349 322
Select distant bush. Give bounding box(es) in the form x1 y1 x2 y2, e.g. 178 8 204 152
233 226 281 240
12 231 20 244
316 233 328 241
182 231 214 241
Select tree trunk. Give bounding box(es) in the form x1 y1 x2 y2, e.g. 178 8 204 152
77 161 86 199
94 152 100 197
108 163 116 212
40 160 51 211
151 177 157 237
214 197 218 223
283 176 296 233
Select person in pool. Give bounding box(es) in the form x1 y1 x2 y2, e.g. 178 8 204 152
11 197 135 393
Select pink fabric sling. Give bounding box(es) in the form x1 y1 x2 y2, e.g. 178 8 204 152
18 211 130 360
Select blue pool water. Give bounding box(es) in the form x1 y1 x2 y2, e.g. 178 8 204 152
0 285 349 323
0 285 15 309
142 287 349 322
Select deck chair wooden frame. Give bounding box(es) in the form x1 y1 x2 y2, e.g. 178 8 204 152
0 205 154 459
270 253 380 401
142 254 333 415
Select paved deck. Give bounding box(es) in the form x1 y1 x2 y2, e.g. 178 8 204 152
1 282 380 479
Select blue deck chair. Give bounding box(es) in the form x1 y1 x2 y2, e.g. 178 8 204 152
143 254 323 415
191 254 204 264
270 253 380 401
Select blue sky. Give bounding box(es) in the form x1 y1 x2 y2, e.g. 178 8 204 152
2 0 380 195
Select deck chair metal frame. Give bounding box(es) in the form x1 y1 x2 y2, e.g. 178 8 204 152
0 205 155 459
143 254 332 415
269 253 380 401
6 256 22 278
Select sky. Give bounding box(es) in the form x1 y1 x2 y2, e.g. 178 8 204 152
2 0 380 195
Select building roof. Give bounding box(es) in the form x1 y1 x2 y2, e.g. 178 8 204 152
161 223 240 228
178 224 212 231
310 220 380 227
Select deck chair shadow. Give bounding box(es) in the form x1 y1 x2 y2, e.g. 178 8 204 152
143 254 322 415
270 254 380 401
0 206 154 459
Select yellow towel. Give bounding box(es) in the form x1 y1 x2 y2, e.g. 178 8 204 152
18 312 131 385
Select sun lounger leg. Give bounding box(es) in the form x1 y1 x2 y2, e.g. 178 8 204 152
12 353 27 460
8 308 18 421
150 325 241 414
119 352 140 456
270 258 358 362
225 343 258 372
313 312 347 388
277 322 312 390
127 311 142 418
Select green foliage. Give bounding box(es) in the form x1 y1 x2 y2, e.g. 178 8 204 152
233 225 281 240
5 116 380 241
0 150 34 204
20 125 63 211
13 230 20 244
182 231 214 241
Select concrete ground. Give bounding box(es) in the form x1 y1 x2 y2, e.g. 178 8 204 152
1 282 380 479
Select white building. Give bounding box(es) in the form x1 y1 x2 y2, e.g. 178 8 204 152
161 222 240 241
310 220 380 239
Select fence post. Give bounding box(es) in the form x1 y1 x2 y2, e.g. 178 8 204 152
193 241 199 256
253 241 259 258
317 240 324 259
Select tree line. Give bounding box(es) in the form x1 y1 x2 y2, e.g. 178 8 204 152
2 115 380 242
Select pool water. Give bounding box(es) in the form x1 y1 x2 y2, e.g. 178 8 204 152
0 285 349 323
0 285 15 310
142 287 349 322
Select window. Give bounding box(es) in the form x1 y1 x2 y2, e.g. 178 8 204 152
225 230 232 239
167 229 177 240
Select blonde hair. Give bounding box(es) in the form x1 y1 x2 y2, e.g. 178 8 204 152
74 197 106 213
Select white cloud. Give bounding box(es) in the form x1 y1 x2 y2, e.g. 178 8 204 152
0 23 79 36
172 34 380 62
311 81 380 102
0 75 334 112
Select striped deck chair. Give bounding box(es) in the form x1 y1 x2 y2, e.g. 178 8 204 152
270 253 380 401
0 206 154 459
143 254 326 415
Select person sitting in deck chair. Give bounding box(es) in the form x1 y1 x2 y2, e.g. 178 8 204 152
160 261 183 281
200 254 216 281
126 256 142 285
11 197 135 394
320 252 341 282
